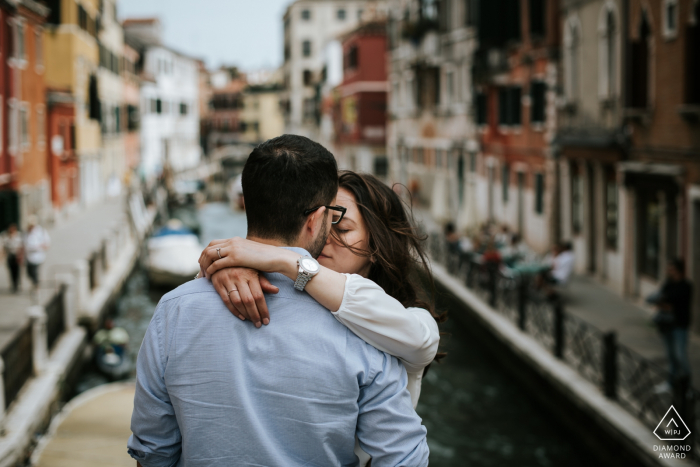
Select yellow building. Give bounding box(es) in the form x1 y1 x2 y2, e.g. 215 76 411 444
44 0 102 206
240 84 285 144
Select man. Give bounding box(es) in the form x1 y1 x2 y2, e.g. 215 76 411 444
658 258 693 386
24 216 50 293
1 223 23 293
128 135 429 466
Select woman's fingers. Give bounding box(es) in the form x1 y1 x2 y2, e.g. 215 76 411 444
247 279 270 325
236 283 263 328
211 271 245 320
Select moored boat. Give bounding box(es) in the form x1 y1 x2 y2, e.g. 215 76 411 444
147 219 203 287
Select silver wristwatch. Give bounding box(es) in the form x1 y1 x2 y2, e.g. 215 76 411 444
294 256 321 291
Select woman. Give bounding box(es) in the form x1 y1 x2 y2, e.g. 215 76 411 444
199 172 444 460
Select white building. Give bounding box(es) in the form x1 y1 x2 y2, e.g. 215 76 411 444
123 19 200 183
282 0 387 139
99 0 126 197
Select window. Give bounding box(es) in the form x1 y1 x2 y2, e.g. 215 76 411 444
420 0 438 21
686 2 700 104
605 168 618 249
565 18 580 102
374 156 388 177
114 105 121 133
599 8 617 99
156 98 162 114
36 105 45 146
180 103 188 115
530 0 546 36
346 46 358 70
476 91 487 125
303 97 316 122
303 69 313 86
629 12 651 108
127 104 139 131
337 9 346 20
14 22 25 60
302 40 312 57
9 101 18 155
20 104 29 149
571 168 583 234
88 75 101 121
498 86 522 126
502 164 510 202
78 4 88 31
35 29 43 70
446 70 454 101
530 81 546 124
534 173 544 214
301 9 311 20
663 0 678 38
438 0 451 31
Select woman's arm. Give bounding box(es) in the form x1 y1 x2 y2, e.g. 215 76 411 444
333 275 440 373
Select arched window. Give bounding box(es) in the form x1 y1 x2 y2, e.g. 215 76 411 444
599 5 618 100
564 18 581 103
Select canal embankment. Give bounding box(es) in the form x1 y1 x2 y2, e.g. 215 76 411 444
431 260 697 467
0 192 158 467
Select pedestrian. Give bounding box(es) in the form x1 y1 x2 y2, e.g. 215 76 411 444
24 216 50 293
1 223 24 293
656 258 693 388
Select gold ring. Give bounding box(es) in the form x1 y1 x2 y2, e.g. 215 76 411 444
216 248 222 259
228 289 238 295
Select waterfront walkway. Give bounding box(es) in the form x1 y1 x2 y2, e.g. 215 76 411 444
33 383 135 466
563 275 700 391
0 197 127 349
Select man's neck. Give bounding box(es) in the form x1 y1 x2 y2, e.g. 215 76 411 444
246 235 301 249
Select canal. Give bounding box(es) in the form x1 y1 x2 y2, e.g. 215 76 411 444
74 201 598 466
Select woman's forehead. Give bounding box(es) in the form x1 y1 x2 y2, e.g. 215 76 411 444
336 188 357 209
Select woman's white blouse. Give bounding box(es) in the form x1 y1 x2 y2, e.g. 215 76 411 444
332 273 440 409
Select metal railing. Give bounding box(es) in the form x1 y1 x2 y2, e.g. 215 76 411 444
426 232 699 458
1 323 33 409
45 284 66 350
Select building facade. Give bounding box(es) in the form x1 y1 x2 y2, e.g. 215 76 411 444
332 20 389 178
44 0 102 207
98 0 126 197
386 0 478 226
124 18 200 183
240 81 285 144
0 1 52 230
282 0 387 139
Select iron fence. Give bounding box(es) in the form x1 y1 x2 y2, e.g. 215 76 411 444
426 232 699 458
1 322 33 409
45 284 66 350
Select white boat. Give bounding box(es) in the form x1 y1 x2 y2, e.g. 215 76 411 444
147 219 203 287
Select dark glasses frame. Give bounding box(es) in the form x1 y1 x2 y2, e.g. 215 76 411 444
303 205 347 225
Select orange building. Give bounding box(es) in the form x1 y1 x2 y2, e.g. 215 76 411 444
474 0 561 252
46 90 77 211
0 0 50 231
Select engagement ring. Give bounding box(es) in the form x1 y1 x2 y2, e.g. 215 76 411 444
216 248 222 259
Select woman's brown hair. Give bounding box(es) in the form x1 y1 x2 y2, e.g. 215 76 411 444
333 171 446 365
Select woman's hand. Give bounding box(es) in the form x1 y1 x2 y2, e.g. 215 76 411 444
199 237 299 278
210 267 279 328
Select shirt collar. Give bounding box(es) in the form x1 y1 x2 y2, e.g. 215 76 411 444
262 246 318 303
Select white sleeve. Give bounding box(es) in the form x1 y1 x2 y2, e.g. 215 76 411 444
332 274 440 373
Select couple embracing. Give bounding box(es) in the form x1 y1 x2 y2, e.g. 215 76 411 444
128 135 443 466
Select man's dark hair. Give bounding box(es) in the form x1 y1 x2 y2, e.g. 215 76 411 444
242 135 338 243
670 258 686 276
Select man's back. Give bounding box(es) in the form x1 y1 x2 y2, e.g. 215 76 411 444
128 263 429 466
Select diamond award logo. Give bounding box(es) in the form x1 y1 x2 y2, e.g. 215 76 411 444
653 406 691 441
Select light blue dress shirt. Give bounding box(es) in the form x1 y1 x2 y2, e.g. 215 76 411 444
128 247 429 467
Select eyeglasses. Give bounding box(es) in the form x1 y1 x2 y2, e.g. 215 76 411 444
303 205 347 225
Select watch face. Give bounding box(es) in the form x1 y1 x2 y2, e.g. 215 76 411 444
301 258 320 273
